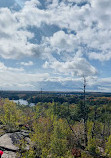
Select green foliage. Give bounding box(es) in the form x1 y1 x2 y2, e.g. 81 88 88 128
0 99 21 131
1 98 111 157
50 118 70 157
87 138 100 157
105 135 111 157
3 99 17 124
81 151 93 158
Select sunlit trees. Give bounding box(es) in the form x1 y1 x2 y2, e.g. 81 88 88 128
50 118 71 158
2 99 19 130
1 97 111 157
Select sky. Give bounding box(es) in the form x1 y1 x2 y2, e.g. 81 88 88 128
0 0 111 91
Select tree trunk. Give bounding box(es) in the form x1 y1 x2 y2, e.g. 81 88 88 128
83 76 88 147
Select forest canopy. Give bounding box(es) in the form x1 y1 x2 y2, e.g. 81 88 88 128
0 97 111 157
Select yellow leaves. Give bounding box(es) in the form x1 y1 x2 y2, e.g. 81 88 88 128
105 135 111 156
0 99 27 128
3 99 17 124
41 147 50 158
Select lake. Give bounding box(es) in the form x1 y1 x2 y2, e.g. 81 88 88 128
12 99 35 106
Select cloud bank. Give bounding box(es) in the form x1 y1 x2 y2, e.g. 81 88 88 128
0 0 110 91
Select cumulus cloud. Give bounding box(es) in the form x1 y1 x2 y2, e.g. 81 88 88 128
0 5 49 60
0 0 111 61
43 57 97 76
91 0 111 29
0 8 38 59
0 0 111 91
44 31 79 53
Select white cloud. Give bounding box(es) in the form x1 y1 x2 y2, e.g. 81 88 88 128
0 0 111 91
91 0 111 29
0 6 48 60
0 62 49 90
16 0 50 28
0 62 24 72
20 61 34 66
0 0 111 62
45 31 78 53
43 57 97 76
0 8 37 59
89 52 111 61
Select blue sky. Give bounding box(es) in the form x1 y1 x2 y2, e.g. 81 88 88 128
0 0 111 91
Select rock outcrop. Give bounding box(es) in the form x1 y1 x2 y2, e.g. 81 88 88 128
0 130 30 158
